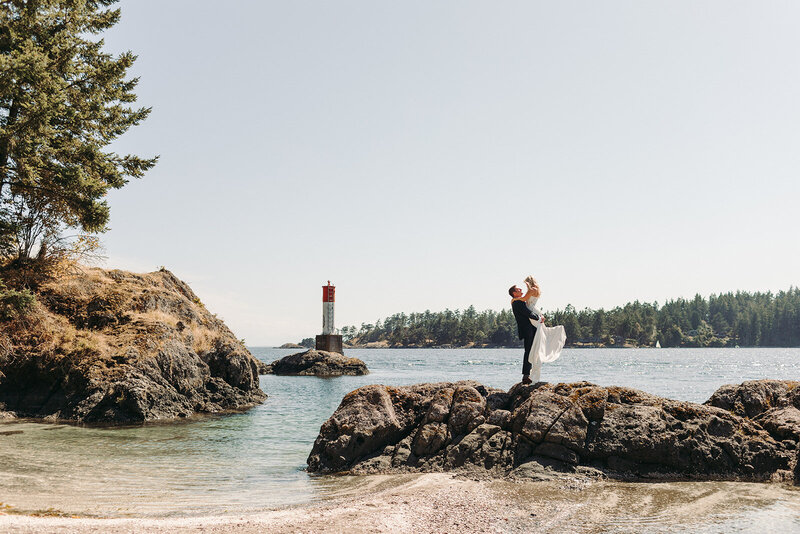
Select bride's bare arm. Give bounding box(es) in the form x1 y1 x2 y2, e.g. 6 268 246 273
523 288 539 299
524 276 541 298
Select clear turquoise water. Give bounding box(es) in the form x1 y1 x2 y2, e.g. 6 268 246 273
0 347 798 521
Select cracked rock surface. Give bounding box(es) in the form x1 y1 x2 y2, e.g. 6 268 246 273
307 380 800 482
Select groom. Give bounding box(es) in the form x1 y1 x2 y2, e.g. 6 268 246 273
509 285 539 385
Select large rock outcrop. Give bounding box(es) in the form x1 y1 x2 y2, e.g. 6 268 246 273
0 268 266 423
307 380 799 482
705 380 800 440
264 349 368 376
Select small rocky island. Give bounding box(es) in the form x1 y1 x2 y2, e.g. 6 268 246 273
308 379 800 483
0 268 266 423
263 349 368 377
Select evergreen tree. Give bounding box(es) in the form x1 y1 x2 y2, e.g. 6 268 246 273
591 309 606 338
0 0 156 265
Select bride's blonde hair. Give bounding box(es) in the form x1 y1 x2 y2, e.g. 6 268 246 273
524 275 539 290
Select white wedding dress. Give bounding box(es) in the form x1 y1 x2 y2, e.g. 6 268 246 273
525 296 567 382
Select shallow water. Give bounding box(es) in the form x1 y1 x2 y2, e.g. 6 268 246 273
490 477 800 533
0 347 798 527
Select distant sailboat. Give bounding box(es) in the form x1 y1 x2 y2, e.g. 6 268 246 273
655 340 661 348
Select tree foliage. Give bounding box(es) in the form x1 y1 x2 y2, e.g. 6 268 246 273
0 0 155 273
0 278 34 319
342 288 800 348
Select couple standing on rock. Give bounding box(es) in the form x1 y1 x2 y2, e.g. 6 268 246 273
509 275 567 384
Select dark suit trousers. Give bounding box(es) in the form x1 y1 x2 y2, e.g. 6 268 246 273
522 328 535 376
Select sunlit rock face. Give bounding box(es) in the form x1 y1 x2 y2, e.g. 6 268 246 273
308 379 799 483
0 268 266 423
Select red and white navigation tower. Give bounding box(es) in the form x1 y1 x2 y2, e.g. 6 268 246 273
316 281 343 353
322 281 335 334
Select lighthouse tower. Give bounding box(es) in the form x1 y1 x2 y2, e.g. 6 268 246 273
316 281 343 354
322 281 335 334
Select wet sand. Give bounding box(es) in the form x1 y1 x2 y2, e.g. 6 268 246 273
1 473 798 533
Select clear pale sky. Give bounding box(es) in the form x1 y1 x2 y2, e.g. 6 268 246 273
100 1 800 346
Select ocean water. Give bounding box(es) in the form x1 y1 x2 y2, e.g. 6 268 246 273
0 347 799 527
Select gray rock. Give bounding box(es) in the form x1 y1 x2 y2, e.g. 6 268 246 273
265 349 368 377
412 422 449 457
509 459 564 481
755 406 800 441
307 380 799 483
705 380 800 418
307 383 425 472
705 380 800 444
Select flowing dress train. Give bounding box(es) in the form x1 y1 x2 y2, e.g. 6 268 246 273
525 296 567 382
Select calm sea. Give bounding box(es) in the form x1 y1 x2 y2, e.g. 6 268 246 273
1 347 799 529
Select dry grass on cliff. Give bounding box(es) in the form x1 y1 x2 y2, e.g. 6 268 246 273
189 324 218 355
0 300 116 374
49 267 117 299
1 266 227 368
131 310 219 355
134 310 179 328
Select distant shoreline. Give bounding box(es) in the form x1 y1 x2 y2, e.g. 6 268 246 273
273 342 744 350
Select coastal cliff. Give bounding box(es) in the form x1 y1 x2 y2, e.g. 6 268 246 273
308 379 799 483
0 268 266 423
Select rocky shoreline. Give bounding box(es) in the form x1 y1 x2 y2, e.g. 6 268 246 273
308 379 800 483
0 268 266 423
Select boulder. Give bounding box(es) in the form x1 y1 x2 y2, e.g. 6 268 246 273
705 380 800 418
264 349 368 377
705 379 800 445
0 268 266 423
307 380 799 483
255 359 271 375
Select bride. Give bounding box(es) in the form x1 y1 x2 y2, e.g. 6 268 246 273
520 275 566 382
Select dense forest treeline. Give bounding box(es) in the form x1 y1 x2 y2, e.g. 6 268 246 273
324 288 800 348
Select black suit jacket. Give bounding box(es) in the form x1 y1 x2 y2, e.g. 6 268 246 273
512 299 539 339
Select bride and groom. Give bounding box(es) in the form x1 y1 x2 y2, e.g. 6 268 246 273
509 275 566 384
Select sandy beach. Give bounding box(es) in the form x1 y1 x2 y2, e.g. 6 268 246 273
1 473 798 534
